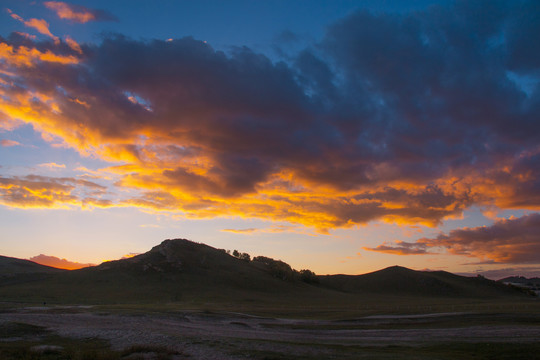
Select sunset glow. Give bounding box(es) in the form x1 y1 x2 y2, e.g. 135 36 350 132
1 1 539 277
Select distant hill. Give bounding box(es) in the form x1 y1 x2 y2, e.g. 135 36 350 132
499 276 540 296
0 255 65 287
499 276 540 286
0 255 64 275
0 239 533 305
320 265 525 298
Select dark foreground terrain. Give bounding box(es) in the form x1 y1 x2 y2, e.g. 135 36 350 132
1 239 539 359
1 305 540 359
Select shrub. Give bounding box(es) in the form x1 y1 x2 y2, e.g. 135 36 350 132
252 256 295 280
232 250 251 262
298 269 319 284
238 252 251 262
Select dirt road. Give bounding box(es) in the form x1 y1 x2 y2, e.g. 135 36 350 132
2 307 540 359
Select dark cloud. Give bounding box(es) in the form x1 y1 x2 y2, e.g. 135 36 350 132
458 266 540 280
364 241 433 255
367 213 540 264
506 0 540 72
1 1 539 229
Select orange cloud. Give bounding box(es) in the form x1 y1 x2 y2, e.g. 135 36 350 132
107 155 470 230
64 36 82 54
7 9 58 42
69 98 90 108
221 228 258 234
24 18 58 41
13 32 36 40
0 115 23 131
44 1 118 23
7 9 23 22
222 224 313 235
0 139 21 147
37 162 66 170
0 175 108 209
28 254 95 270
0 43 78 67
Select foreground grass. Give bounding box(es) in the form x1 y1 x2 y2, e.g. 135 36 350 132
87 296 540 321
0 322 113 360
0 322 184 360
2 307 540 360
229 342 540 360
3 323 539 360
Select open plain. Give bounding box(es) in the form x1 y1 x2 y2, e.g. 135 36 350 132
2 302 540 359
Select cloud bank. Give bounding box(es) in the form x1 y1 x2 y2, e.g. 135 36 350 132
366 213 540 264
0 1 539 237
0 175 110 209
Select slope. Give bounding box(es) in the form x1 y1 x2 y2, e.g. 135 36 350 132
319 265 525 298
0 239 320 304
0 240 532 307
0 255 65 288
0 255 64 275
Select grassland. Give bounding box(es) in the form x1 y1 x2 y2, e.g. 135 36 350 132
1 304 540 359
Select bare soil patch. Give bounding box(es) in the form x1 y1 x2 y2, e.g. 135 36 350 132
2 306 540 359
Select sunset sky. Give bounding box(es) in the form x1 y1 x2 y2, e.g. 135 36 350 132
1 0 539 278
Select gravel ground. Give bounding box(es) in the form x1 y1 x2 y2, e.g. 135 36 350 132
2 307 540 359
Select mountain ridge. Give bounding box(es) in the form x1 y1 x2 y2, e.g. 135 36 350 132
0 238 533 305
0 255 65 288
0 255 65 275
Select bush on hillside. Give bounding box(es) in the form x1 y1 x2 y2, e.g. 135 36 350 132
252 256 295 281
232 250 251 262
298 269 319 284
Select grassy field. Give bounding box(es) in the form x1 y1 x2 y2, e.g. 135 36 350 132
227 342 540 360
0 321 116 360
4 324 539 360
2 307 540 360
0 321 188 360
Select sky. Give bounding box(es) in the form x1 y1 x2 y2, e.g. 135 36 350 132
1 0 540 279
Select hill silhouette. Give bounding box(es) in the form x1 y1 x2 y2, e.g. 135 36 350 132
500 276 540 286
0 255 65 275
0 255 65 288
0 239 532 306
320 265 522 298
0 239 318 304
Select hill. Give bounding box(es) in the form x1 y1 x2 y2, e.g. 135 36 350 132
320 266 524 298
499 276 540 296
0 255 64 275
500 276 540 286
0 239 533 307
0 239 322 304
0 255 65 288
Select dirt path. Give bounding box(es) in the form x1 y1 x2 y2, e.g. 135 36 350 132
2 307 540 359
